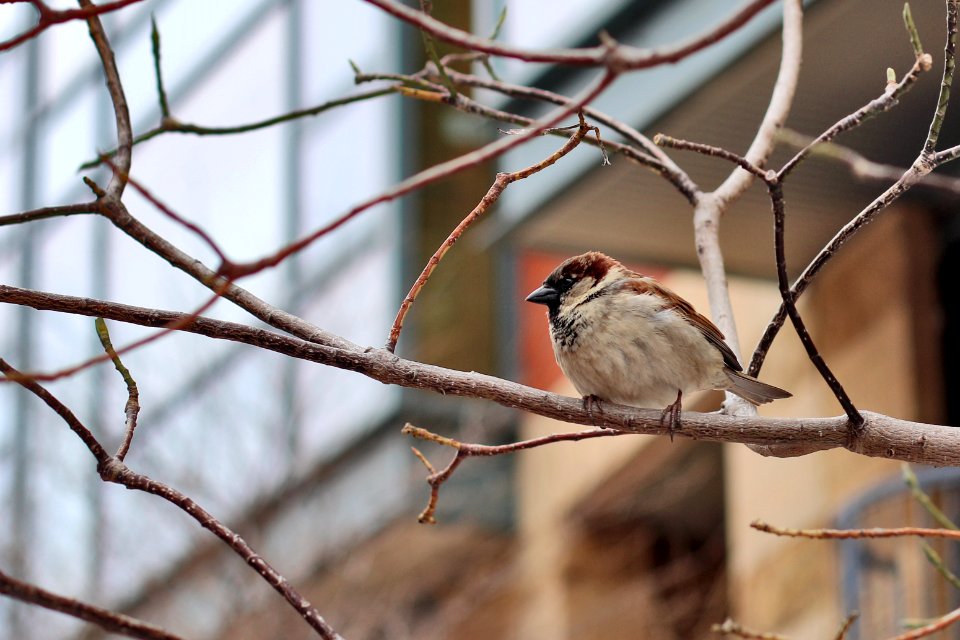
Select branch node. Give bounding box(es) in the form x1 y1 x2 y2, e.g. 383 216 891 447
82 176 107 198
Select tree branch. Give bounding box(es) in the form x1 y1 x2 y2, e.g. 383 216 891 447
767 179 863 427
649 138 864 426
748 4 955 376
0 355 344 640
218 69 618 279
363 0 778 69
0 568 182 640
80 0 132 198
752 520 960 540
682 0 802 421
403 423 626 523
891 607 960 640
0 0 144 53
386 112 603 351
95 318 140 461
3 284 960 465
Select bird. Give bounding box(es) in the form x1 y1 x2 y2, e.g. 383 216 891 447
525 251 791 432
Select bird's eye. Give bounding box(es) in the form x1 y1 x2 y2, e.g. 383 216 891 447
559 276 575 290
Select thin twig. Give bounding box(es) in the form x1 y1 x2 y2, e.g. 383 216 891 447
904 3 925 58
432 66 700 201
902 464 958 530
654 135 768 179
81 87 397 170
95 318 141 461
888 606 960 640
923 0 958 156
751 520 960 540
920 541 960 591
81 0 133 198
901 464 960 590
363 0 777 68
683 0 802 398
100 158 230 268
386 112 602 351
403 423 625 523
0 357 111 464
416 0 458 100
0 0 144 53
768 180 863 428
0 201 101 227
0 568 182 640
776 129 960 196
98 460 344 639
0 283 228 385
749 3 955 376
715 0 803 202
150 14 170 118
220 69 618 280
392 84 646 169
833 612 859 640
778 52 933 180
94 194 357 351
711 618 790 640
653 136 864 426
3 358 343 640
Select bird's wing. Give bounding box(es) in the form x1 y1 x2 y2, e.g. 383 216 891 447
623 277 744 372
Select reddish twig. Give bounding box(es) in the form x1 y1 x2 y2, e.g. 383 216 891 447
95 195 358 351
0 568 182 640
0 0 144 53
0 282 229 385
889 607 960 640
751 520 960 540
833 612 860 640
0 357 111 463
218 69 617 280
100 158 230 268
364 0 777 68
386 111 603 351
404 423 626 523
711 618 790 640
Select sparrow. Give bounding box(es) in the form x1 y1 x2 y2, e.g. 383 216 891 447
525 251 791 431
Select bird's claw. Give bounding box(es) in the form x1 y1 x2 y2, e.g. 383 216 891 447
660 390 683 442
582 394 605 426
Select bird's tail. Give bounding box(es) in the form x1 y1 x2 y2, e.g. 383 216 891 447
723 369 792 405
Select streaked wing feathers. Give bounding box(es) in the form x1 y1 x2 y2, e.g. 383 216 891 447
620 276 743 372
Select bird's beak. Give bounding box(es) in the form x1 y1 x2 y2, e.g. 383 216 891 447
525 284 559 306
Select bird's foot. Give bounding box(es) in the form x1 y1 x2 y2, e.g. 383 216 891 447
582 394 605 426
660 390 683 442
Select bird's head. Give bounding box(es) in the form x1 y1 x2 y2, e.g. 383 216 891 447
525 251 625 317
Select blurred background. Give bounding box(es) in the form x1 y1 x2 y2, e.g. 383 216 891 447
1 0 960 638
